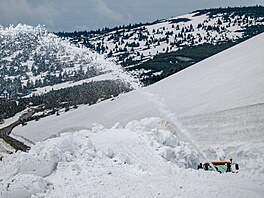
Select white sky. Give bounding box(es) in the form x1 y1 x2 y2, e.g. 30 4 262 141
0 0 263 32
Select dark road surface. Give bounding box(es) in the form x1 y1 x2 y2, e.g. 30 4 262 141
0 114 32 153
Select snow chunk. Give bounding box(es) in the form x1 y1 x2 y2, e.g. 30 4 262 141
125 117 162 132
152 129 180 148
103 147 115 158
150 128 200 169
0 174 49 198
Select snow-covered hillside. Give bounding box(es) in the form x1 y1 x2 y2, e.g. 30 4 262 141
12 32 264 142
1 25 264 198
64 6 264 73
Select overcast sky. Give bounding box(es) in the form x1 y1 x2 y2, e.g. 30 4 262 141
0 0 263 32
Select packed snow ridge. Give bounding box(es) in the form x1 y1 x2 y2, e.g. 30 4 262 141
0 118 200 198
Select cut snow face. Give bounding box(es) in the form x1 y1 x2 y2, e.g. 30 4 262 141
178 103 264 176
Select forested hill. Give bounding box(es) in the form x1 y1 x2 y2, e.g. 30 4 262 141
57 6 264 83
0 25 133 121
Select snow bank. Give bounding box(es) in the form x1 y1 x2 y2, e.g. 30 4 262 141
178 103 264 169
0 131 96 198
0 118 200 198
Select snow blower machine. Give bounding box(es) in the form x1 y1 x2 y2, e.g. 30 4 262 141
197 157 239 174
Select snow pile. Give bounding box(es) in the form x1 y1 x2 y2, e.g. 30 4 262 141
0 118 199 198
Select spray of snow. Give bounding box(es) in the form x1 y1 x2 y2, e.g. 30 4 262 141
139 90 212 164
0 24 141 90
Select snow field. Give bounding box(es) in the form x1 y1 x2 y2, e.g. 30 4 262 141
92 11 264 66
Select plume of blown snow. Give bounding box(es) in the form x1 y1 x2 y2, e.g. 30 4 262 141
0 24 141 89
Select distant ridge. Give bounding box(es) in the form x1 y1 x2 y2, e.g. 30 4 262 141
59 6 264 81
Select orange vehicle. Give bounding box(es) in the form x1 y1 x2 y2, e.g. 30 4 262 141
198 160 239 173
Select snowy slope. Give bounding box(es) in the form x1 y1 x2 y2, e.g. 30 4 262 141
13 32 264 142
24 73 122 98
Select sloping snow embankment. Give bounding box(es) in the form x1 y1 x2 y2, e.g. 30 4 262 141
178 103 264 177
